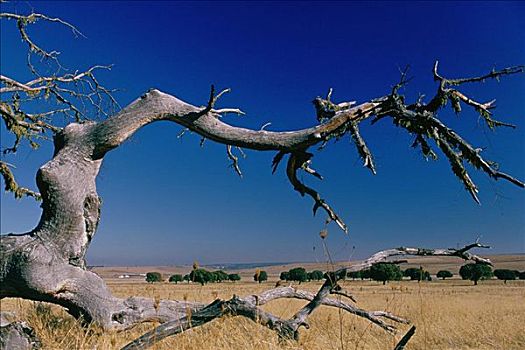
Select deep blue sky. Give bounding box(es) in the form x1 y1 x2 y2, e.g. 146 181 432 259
1 1 524 266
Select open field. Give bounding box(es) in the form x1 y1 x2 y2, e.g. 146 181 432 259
2 254 524 350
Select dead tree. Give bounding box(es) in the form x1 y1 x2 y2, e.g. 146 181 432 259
1 11 524 350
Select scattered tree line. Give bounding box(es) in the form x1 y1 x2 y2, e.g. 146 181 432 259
145 265 524 286
279 267 324 283
346 264 525 285
346 263 403 284
493 269 523 283
145 270 241 285
456 265 523 285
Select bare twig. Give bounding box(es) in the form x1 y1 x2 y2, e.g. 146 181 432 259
226 145 243 177
348 122 376 174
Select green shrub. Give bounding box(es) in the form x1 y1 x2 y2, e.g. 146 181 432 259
253 270 268 283
436 270 453 280
190 268 212 285
347 271 361 280
228 273 241 282
280 271 290 281
308 270 324 281
168 274 183 283
404 267 430 281
370 263 402 285
493 269 516 283
360 269 371 280
288 267 308 283
459 263 492 285
212 270 229 282
145 272 162 283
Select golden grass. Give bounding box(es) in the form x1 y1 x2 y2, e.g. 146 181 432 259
1 279 524 350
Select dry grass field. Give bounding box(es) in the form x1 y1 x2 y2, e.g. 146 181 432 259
1 255 524 350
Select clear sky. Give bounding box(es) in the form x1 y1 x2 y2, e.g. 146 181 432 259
1 1 524 266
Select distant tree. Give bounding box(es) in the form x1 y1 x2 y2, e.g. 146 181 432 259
346 271 360 280
145 272 162 283
228 273 241 282
493 269 517 284
360 269 371 280
288 267 308 283
308 270 324 281
254 270 268 283
403 268 419 280
212 270 229 282
190 268 211 285
279 271 290 281
183 274 190 283
403 267 430 281
208 272 218 283
168 274 183 284
519 271 525 280
436 270 453 280
370 263 402 285
258 270 268 283
459 263 493 285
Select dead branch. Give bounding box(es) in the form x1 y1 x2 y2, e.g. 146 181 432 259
120 285 408 350
346 241 493 272
122 241 488 349
226 145 243 177
372 63 524 204
348 122 376 174
286 151 348 232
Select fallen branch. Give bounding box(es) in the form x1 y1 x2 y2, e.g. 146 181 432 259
122 241 488 349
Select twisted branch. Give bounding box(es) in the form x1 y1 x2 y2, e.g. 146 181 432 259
372 63 524 204
286 151 348 232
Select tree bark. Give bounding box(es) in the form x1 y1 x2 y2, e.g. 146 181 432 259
0 313 41 350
